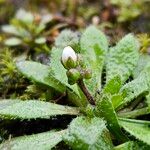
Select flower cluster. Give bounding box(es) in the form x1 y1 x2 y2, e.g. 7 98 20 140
61 46 92 85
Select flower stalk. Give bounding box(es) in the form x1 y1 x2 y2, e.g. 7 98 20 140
77 79 95 105
61 46 95 105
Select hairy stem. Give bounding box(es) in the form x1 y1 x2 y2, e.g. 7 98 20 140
77 79 95 105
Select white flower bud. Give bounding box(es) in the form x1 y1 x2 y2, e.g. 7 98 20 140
61 46 77 69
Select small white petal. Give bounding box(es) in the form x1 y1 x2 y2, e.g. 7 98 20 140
62 46 77 64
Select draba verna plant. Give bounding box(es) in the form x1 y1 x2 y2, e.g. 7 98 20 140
1 9 49 53
0 26 150 149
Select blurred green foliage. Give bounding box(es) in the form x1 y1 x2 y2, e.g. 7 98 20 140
110 0 145 22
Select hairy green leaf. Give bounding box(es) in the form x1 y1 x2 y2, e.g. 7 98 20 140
50 47 68 85
102 75 123 109
114 141 150 150
55 29 80 51
0 130 66 150
111 94 124 109
146 94 150 108
63 116 113 150
114 141 137 150
96 95 128 142
103 75 122 95
133 53 150 78
133 54 150 108
80 26 108 94
0 100 79 119
118 107 150 118
16 61 66 93
118 63 150 108
106 34 139 83
119 118 150 146
67 88 87 107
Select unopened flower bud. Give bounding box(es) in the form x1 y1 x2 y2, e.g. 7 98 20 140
66 69 81 85
61 46 77 69
83 69 92 79
77 54 86 68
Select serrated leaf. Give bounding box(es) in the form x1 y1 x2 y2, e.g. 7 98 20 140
16 61 66 93
4 37 22 46
106 34 139 83
103 75 122 95
119 118 150 146
118 107 150 118
80 26 108 94
0 130 66 150
63 116 113 150
55 29 80 50
146 94 150 108
114 141 137 150
111 94 124 109
118 63 150 109
0 100 79 119
67 88 87 107
114 141 150 150
50 47 68 85
102 75 123 110
133 53 150 78
133 54 150 108
96 95 128 142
